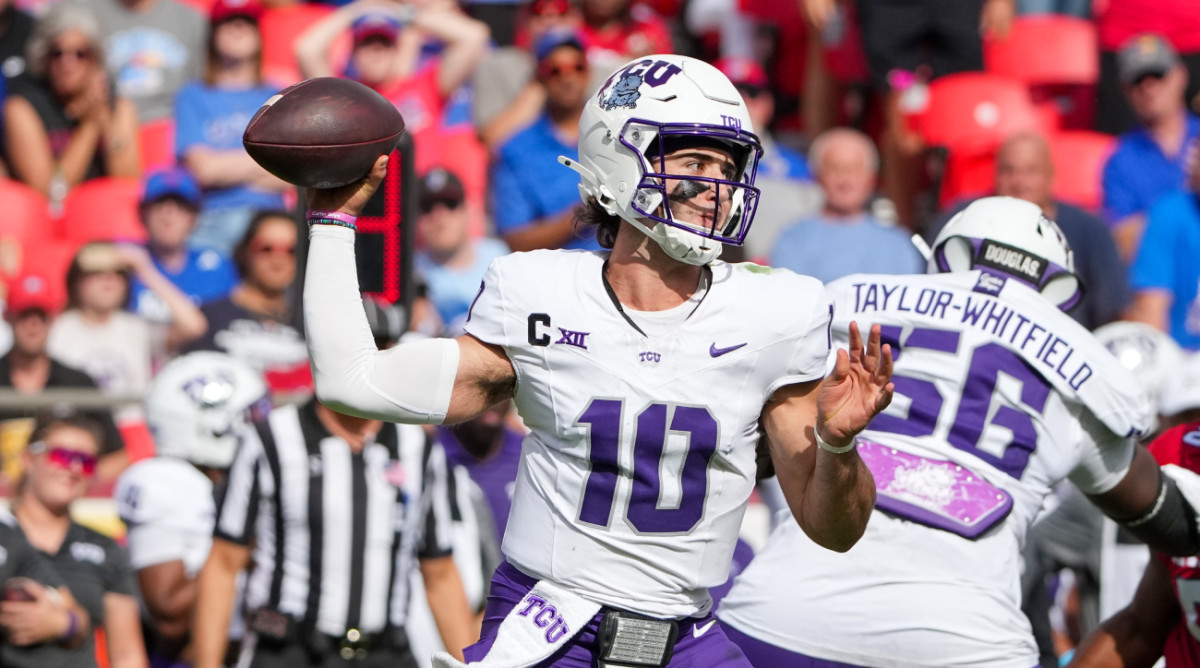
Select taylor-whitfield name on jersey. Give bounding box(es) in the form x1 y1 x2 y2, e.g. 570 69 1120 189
847 277 1093 391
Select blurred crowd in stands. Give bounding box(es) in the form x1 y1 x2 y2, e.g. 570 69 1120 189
1 0 1200 665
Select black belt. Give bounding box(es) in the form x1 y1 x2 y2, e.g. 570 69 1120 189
248 609 409 660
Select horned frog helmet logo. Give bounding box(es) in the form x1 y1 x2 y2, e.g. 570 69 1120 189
599 72 644 111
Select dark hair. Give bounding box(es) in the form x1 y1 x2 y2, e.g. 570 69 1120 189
574 198 621 250
232 209 296 279
204 16 263 86
65 244 132 310
29 407 104 451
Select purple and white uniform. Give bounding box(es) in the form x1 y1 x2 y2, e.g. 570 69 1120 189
461 249 830 647
718 270 1152 668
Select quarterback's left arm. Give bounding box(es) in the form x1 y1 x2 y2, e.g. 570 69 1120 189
763 322 893 552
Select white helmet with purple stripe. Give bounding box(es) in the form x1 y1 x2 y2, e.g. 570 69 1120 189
931 196 1083 311
560 54 763 266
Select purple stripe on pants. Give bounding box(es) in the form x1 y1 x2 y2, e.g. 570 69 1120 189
464 562 753 667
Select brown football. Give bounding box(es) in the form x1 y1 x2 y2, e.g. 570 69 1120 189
243 78 405 189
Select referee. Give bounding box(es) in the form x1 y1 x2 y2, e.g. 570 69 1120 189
192 300 475 668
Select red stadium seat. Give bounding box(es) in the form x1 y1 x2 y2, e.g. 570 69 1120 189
1049 130 1115 213
985 16 1098 86
985 16 1099 130
60 178 147 243
0 179 54 241
914 73 1044 206
260 5 350 86
138 118 176 173
14 238 79 302
916 73 1044 153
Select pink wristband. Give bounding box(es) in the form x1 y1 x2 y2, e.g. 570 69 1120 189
307 211 358 226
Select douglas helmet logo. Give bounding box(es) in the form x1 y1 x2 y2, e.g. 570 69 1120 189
976 240 1047 284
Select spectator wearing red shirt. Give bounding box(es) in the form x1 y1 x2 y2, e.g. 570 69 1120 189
579 0 672 75
295 0 489 171
1095 0 1200 135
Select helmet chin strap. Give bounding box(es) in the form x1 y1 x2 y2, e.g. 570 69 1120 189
626 215 722 266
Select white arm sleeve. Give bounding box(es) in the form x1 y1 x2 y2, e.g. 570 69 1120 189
304 224 460 424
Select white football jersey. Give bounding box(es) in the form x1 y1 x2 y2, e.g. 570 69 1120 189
718 271 1152 668
115 458 216 577
463 250 831 618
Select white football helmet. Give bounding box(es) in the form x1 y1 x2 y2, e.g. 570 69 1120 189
1094 321 1184 416
1160 353 1200 418
145 351 269 469
560 54 763 265
931 196 1083 311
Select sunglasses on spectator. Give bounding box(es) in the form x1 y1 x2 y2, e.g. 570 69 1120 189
250 243 296 256
50 47 93 62
540 61 586 79
736 84 766 99
28 441 97 476
420 197 464 214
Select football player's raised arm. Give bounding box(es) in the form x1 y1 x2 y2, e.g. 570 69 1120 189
305 156 516 425
762 322 893 552
1069 556 1174 668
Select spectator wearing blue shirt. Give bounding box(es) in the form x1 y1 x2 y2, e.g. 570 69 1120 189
491 30 599 251
129 167 238 324
415 167 509 336
1102 33 1200 263
175 0 288 254
770 127 924 283
1127 154 1200 350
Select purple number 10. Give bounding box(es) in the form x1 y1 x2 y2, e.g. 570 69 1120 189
576 400 718 534
873 326 1051 479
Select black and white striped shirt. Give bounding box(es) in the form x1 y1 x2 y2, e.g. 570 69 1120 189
214 400 456 636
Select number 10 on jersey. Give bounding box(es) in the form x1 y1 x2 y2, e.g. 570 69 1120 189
576 399 720 534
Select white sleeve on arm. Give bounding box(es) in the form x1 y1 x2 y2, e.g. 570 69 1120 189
1069 411 1137 496
304 224 460 424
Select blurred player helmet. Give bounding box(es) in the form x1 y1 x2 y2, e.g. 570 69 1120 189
930 196 1082 311
146 351 268 469
561 54 763 266
1160 352 1200 419
1094 321 1184 415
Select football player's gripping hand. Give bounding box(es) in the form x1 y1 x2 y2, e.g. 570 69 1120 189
816 322 895 449
306 154 391 217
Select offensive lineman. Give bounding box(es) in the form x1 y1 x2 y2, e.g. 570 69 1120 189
718 197 1200 668
114 351 267 665
302 54 893 666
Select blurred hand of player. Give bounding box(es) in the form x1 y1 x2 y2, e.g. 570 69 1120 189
0 580 69 646
816 322 894 449
306 154 390 217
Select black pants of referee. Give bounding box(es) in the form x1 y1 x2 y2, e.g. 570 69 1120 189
244 635 419 668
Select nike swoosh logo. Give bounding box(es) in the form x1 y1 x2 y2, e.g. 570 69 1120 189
693 620 716 638
709 342 747 357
